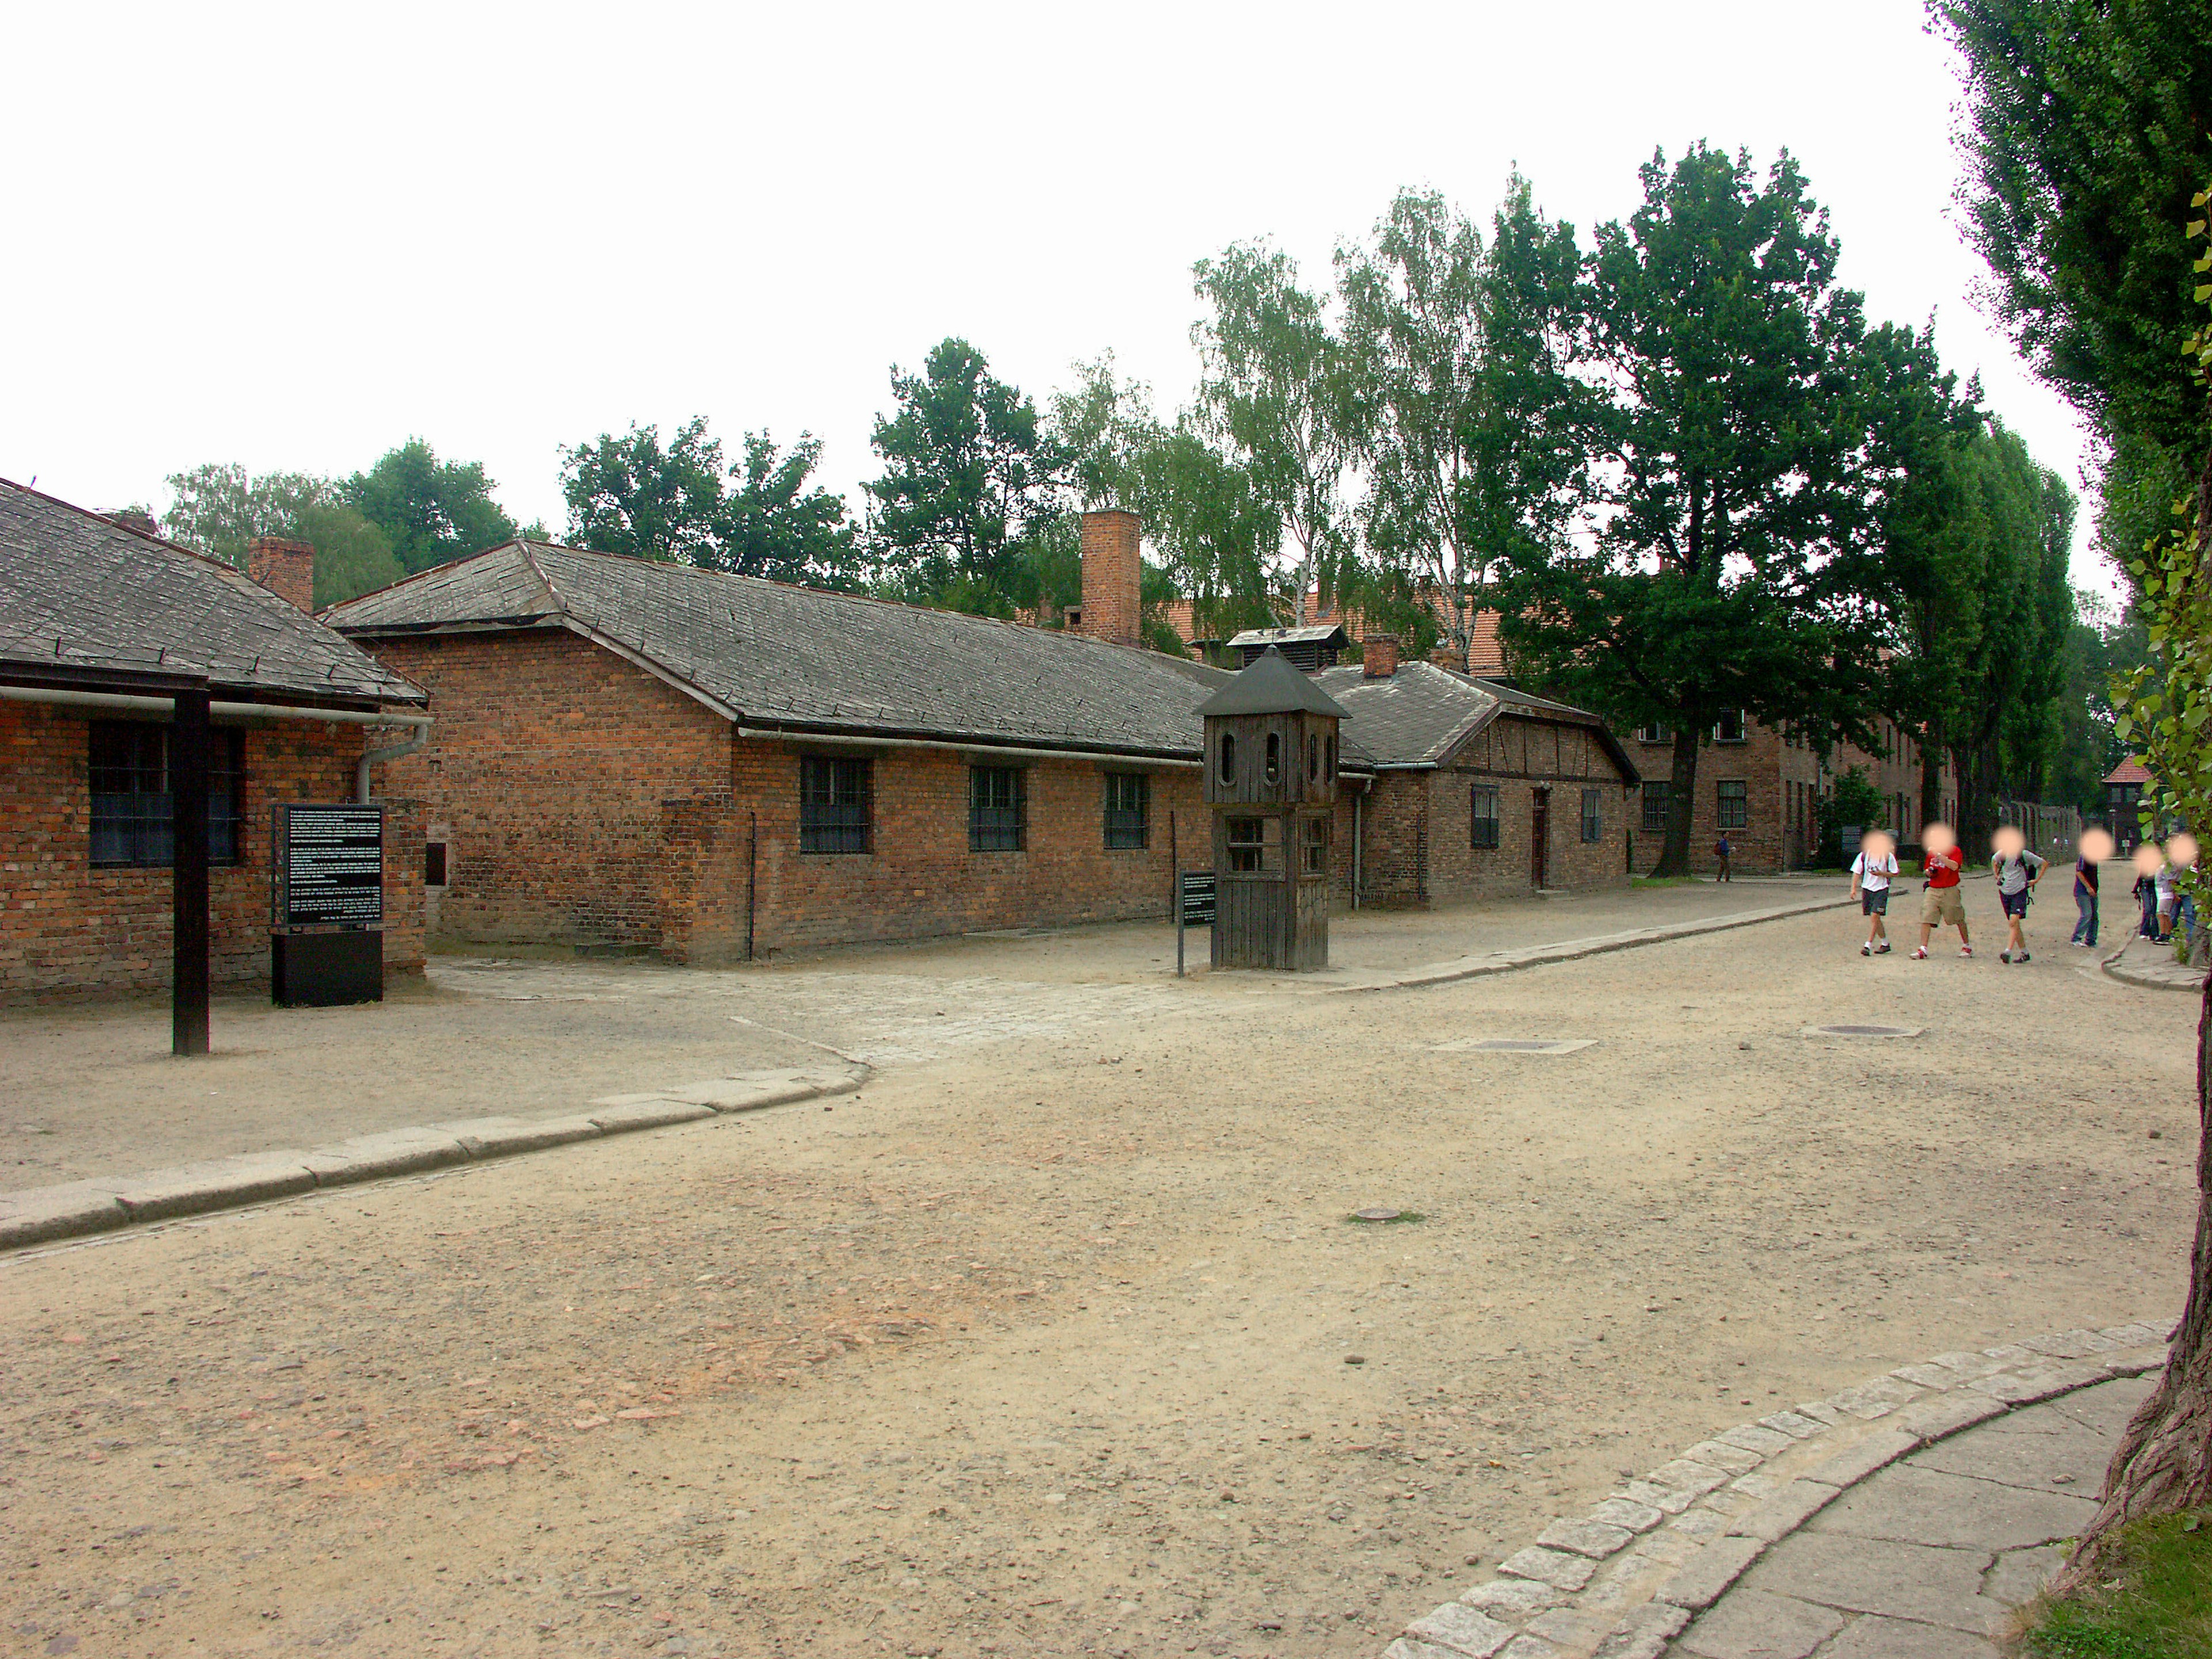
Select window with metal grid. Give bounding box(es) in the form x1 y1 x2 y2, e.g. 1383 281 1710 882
1642 780 1671 832
1103 772 1148 850
799 755 871 854
1301 815 1330 874
1225 816 1265 872
969 766 1025 852
1469 784 1500 849
89 720 243 868
1717 779 1748 830
1581 787 1602 843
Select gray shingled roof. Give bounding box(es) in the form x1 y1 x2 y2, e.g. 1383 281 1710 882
0 481 426 708
1197 648 1354 718
331 541 1244 760
1313 661 1638 783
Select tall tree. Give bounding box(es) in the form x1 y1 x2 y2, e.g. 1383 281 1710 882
863 338 1068 615
1191 243 1357 622
1337 180 1587 668
1498 145 1884 876
345 440 517 574
560 418 860 587
161 462 405 607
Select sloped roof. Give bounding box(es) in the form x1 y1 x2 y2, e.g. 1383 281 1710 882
1313 660 1638 783
330 540 1241 760
2104 757 2153 786
1196 648 1353 718
0 480 426 709
1226 623 1351 650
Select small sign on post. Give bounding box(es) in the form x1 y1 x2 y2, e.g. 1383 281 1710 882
270 803 386 1006
1176 869 1216 977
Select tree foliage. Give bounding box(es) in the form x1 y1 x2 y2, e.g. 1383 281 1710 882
344 440 517 575
160 463 405 608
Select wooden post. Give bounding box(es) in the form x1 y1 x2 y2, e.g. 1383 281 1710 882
1172 809 1183 978
745 810 757 963
171 687 211 1056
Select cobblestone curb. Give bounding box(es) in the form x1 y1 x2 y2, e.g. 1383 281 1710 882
1378 1320 2171 1659
0 1063 869 1252
2101 933 2208 993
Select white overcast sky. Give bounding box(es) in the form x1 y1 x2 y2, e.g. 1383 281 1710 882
2 1 2111 589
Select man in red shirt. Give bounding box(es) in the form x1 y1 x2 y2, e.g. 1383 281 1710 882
1914 823 1972 959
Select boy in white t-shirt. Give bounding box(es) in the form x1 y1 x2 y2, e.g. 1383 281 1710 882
1849 830 1899 957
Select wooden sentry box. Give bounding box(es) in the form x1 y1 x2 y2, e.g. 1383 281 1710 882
1196 649 1349 971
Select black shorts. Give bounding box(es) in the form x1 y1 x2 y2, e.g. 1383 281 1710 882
1861 889 1890 916
2001 889 2030 918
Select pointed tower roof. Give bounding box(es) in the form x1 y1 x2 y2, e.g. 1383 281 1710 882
1195 646 1351 719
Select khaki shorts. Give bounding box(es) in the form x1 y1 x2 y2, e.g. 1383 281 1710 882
1921 885 1965 927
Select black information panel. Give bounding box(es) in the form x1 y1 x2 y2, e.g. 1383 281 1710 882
274 804 385 930
1179 870 1217 928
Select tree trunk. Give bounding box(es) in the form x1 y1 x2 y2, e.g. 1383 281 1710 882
1650 726 1701 877
2057 440 2212 1590
1919 718 1945 839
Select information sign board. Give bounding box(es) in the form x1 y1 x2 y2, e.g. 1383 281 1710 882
1179 870 1217 928
273 804 385 930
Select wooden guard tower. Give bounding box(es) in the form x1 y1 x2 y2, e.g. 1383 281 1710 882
1196 647 1349 971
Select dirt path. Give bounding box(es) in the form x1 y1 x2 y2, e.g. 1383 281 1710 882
0 910 2194 1658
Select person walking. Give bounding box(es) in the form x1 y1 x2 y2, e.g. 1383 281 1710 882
1913 824 1971 959
1990 825 2047 963
2133 842 2164 939
2070 826 2115 948
1849 830 1898 956
1714 833 1732 882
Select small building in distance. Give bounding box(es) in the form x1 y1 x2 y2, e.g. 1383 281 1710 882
0 482 431 1002
2104 757 2152 850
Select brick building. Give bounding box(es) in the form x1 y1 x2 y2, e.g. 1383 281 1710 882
0 483 431 1002
327 514 1637 958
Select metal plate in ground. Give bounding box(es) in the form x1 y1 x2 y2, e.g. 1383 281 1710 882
1429 1037 1597 1055
1800 1024 1924 1039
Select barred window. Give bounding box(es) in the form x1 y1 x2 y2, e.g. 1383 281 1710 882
1226 816 1265 872
1470 784 1500 849
800 755 871 854
1642 780 1671 832
969 766 1026 852
89 720 243 869
1104 772 1149 850
1301 815 1330 874
1717 779 1748 830
1581 787 1602 844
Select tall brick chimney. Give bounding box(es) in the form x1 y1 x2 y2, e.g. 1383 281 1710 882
1363 634 1399 678
1078 509 1142 648
247 536 315 611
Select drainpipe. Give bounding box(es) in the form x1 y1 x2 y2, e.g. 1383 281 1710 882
357 724 432 802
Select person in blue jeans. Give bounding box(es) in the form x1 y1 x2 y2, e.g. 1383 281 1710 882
2070 827 2113 948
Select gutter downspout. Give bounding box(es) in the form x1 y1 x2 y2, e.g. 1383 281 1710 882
357 724 432 803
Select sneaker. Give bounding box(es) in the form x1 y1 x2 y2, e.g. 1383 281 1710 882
1912 947 1927 959
1876 943 1892 955
1861 943 1872 957
2001 950 2013 964
2018 950 2030 963
1960 946 1974 958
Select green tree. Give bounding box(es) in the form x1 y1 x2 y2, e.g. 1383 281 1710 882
160 463 404 607
560 418 860 587
1192 242 1358 622
863 338 1068 615
1498 145 1886 876
345 440 517 575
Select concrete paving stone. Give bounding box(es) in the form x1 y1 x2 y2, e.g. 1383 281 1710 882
666 1067 866 1112
585 1099 718 1134
2020 1330 2113 1359
1589 1497 1665 1533
1496 1546 1597 1592
1760 1411 1830 1440
1616 1478 1700 1514
1827 1378 1922 1419
1717 1423 1799 1457
1745 1533 1995 1631
1592 1601 1691 1659
1967 1359 2111 1406
303 1129 470 1185
435 1115 603 1158
1383 1641 1465 1659
1403 1601 1515 1657
1656 1535 1766 1612
1980 1543 2066 1609
1672 1508 1733 1541
103 1154 318 1221
1685 1440 1767 1475
1891 1363 1965 1391
1793 1402 1846 1427
1801 1427 1918 1491
587 1090 690 1108
1729 1472 1783 1501
1908 1411 2115 1496
1811 1463 2094 1552
1893 1391 2009 1444
1727 1479 1842 1544
1809 1613 2001 1658
1646 1460 1732 1499
1536 1516 1633 1558
2099 1321 2168 1347
1460 1578 1563 1616
1679 1588 1844 1659
1627 1528 1703 1569
2044 1375 2156 1440
1926 1352 2008 1381
1982 1344 2035 1363
0 1183 130 1249
1525 1604 1614 1647
1496 1637 1562 1659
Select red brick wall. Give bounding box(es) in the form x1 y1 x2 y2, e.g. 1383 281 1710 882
0 700 424 1002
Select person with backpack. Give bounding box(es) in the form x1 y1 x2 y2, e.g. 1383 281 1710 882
1849 829 1899 956
1714 833 1732 882
1914 823 1971 959
1990 825 2047 964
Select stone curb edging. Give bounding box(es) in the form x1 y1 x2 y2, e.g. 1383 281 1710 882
1377 1319 2171 1659
1327 895 1858 995
0 1063 870 1253
2100 935 2208 993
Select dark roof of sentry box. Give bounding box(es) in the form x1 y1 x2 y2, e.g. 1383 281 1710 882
0 480 427 709
1196 647 1354 718
328 539 1273 763
1312 660 1639 784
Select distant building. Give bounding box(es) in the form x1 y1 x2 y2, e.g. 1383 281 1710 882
2104 758 2152 850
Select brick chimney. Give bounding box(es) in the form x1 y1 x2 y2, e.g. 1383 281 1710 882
1363 634 1399 678
1078 509 1142 648
247 536 315 611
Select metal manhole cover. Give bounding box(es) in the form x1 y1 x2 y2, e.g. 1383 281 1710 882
1430 1037 1597 1055
1800 1024 1923 1039
1353 1207 1403 1222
